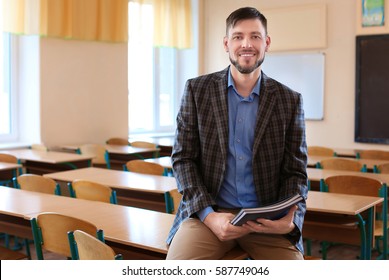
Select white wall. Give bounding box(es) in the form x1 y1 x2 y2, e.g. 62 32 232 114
39 38 128 146
201 0 389 151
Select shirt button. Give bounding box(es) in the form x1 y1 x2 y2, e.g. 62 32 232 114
239 156 243 160
236 139 240 143
238 118 242 123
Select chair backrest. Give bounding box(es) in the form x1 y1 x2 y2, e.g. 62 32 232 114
30 212 103 259
130 141 158 149
324 175 383 197
68 179 117 204
0 153 18 164
68 230 122 260
125 159 165 176
357 149 389 160
79 144 111 169
376 163 389 174
15 174 61 195
106 137 130 146
318 158 364 172
308 146 335 156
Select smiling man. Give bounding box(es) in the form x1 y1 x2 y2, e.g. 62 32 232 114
166 7 308 260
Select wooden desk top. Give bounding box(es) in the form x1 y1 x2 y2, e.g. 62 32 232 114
145 156 172 169
308 155 389 170
0 162 22 171
44 167 177 193
0 187 173 253
2 149 93 164
306 191 383 215
307 167 389 184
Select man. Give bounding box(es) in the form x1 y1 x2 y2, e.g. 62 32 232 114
166 7 308 260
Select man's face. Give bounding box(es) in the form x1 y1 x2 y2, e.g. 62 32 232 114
223 18 271 74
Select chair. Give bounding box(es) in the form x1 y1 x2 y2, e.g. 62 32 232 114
106 137 130 146
130 141 159 158
14 174 61 195
357 149 389 160
0 153 22 187
68 230 122 260
319 175 388 260
308 146 336 156
30 212 104 260
317 158 366 172
164 189 182 214
30 143 48 151
78 144 111 169
376 163 389 174
68 179 117 204
124 159 165 176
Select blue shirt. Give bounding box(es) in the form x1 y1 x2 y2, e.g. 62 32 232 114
197 69 261 221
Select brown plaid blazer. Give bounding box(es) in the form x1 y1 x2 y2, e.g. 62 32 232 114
167 67 308 253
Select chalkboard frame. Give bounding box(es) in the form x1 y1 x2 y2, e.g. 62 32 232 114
355 34 389 144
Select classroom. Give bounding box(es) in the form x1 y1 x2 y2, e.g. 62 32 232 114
0 0 389 265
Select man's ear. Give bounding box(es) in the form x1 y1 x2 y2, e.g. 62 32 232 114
265 35 271 52
223 36 229 52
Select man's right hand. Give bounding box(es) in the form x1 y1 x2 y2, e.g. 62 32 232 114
203 212 252 241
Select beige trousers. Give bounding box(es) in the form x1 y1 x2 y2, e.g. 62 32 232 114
166 218 303 260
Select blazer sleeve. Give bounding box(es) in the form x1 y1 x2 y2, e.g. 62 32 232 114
281 91 308 244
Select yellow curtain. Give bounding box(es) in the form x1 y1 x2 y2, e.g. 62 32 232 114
132 0 192 49
2 0 128 43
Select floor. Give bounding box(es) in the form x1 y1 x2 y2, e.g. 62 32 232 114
0 236 383 260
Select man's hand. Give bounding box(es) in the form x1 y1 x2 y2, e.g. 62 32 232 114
203 212 252 241
242 205 298 234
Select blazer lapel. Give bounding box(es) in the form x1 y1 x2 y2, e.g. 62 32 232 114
210 70 229 161
253 73 277 154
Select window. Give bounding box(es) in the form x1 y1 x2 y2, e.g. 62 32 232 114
0 9 16 142
128 1 198 136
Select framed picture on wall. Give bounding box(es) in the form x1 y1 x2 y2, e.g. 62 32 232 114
357 0 389 34
362 0 385 27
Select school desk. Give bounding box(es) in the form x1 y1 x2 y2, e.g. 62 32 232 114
43 167 178 213
304 191 383 260
1 149 93 175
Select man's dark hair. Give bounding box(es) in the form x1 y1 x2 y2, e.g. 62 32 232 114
226 7 267 35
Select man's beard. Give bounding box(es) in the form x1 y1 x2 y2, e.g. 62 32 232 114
230 55 265 74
